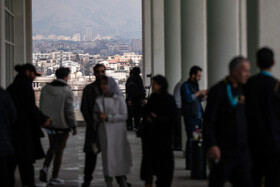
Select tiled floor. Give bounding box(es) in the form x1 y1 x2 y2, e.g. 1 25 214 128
14 127 229 187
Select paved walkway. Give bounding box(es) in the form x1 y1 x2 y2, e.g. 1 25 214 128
14 127 229 187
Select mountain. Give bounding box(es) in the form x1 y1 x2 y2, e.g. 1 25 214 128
32 0 142 38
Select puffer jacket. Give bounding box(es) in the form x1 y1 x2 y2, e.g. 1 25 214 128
40 79 77 130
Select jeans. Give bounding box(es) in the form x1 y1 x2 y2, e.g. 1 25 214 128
43 132 69 178
183 116 202 169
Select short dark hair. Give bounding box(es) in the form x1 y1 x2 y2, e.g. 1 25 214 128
189 66 202 77
257 47 274 69
132 67 141 75
153 75 168 94
229 56 248 72
93 64 106 73
55 67 70 79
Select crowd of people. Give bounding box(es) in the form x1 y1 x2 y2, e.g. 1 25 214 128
0 47 280 187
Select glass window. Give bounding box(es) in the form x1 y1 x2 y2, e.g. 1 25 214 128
5 44 14 85
5 0 14 13
5 11 14 42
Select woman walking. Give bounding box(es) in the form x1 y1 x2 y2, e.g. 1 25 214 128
140 75 177 187
94 76 132 187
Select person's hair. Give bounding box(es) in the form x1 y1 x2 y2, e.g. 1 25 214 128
132 67 141 75
93 64 106 73
189 66 202 77
15 64 36 74
257 47 274 69
55 67 71 79
153 75 168 94
100 76 108 83
229 56 248 72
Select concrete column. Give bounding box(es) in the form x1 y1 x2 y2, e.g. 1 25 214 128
25 0 32 63
0 0 5 87
247 0 280 78
181 0 207 89
164 0 181 93
142 0 152 87
152 0 165 75
207 0 247 87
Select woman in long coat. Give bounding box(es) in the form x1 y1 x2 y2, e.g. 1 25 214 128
94 76 132 187
140 75 177 187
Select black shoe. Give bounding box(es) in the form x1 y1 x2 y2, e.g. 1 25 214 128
39 168 48 182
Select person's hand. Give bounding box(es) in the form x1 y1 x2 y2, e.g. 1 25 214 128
200 89 208 96
151 112 157 118
146 117 153 123
99 113 107 121
43 118 51 127
72 128 78 136
208 146 221 162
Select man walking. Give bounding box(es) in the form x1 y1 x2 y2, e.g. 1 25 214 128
39 67 78 185
245 48 280 187
7 64 50 187
181 66 207 169
204 57 252 187
80 64 122 187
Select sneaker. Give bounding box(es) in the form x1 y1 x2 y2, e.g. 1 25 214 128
49 178 65 185
39 168 48 182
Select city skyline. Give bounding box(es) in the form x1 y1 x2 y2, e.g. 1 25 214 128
32 0 142 39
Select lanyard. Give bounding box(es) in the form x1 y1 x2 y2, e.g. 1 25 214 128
226 84 239 107
260 71 272 77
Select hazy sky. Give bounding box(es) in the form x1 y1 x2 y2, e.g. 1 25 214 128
32 0 142 39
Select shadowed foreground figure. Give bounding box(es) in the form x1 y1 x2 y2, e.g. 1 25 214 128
245 48 280 187
204 57 252 187
7 64 50 187
140 75 176 187
0 88 16 187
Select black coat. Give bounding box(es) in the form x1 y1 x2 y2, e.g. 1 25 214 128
7 74 48 162
80 81 101 153
204 78 249 157
125 74 146 100
140 93 176 182
0 88 16 158
245 74 280 155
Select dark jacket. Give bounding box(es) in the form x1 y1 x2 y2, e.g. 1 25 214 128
80 81 101 153
126 74 145 100
7 74 48 162
140 93 176 182
245 73 280 155
204 78 249 157
0 88 16 158
181 79 203 118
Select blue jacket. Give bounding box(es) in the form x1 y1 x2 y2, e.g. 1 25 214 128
181 79 203 119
